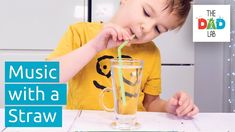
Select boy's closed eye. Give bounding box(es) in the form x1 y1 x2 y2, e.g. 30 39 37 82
143 7 161 34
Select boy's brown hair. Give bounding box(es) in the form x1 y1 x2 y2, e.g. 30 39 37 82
165 0 193 28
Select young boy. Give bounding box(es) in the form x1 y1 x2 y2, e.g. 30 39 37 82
47 0 199 117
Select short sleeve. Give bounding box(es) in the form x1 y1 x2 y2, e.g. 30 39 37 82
46 25 81 60
143 46 161 96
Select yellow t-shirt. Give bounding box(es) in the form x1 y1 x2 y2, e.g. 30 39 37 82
47 22 161 111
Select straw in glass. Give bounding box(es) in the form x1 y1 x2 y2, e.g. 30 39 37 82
117 35 135 105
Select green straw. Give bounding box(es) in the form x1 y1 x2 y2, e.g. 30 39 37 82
117 35 135 106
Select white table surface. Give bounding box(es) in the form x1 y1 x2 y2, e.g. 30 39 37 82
1 109 235 132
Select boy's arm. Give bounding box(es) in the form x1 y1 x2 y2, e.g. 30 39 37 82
143 92 199 117
50 25 132 83
143 93 167 112
53 39 98 82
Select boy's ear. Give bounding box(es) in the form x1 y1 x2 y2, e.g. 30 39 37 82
120 0 128 5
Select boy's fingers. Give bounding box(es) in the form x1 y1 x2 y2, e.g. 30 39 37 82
165 97 178 114
113 27 123 41
108 28 118 41
187 105 199 117
178 100 193 116
178 92 189 106
123 30 133 47
176 99 190 116
118 27 131 41
169 97 178 106
123 29 131 40
123 32 129 41
173 92 181 101
106 25 122 41
104 23 135 48
105 23 132 42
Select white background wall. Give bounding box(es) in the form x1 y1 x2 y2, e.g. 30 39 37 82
0 0 87 49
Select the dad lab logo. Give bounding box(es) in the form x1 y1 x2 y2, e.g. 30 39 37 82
193 5 230 42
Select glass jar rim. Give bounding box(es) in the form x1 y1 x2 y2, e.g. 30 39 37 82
110 58 143 63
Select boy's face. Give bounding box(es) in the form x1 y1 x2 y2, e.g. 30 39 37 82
110 0 182 44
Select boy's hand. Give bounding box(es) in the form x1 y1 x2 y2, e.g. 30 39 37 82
91 23 132 52
166 91 199 117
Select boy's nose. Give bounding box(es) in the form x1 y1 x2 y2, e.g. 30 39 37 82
141 21 156 35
